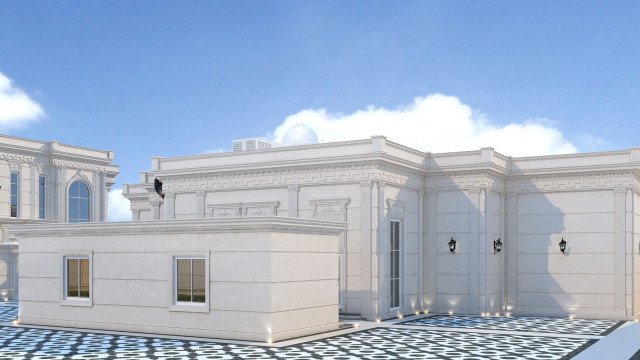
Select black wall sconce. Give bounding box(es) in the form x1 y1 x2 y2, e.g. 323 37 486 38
493 237 502 254
559 238 567 253
448 237 456 253
154 178 165 199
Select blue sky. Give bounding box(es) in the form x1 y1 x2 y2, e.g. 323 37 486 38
1 1 639 219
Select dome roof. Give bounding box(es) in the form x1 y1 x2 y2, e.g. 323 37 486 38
281 124 319 146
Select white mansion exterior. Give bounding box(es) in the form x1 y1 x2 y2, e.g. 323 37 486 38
0 134 118 298
123 136 640 322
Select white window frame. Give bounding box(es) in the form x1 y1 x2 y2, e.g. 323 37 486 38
60 250 93 307
10 171 19 218
38 175 46 220
389 219 402 310
169 251 209 313
67 179 93 223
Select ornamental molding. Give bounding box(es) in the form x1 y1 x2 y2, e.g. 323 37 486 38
506 171 640 193
0 151 36 164
52 159 109 172
156 160 428 192
69 170 90 184
130 200 151 211
386 198 408 219
309 198 350 222
206 201 280 219
426 171 506 192
161 163 381 191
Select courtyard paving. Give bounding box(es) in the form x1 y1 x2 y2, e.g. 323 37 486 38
0 301 627 359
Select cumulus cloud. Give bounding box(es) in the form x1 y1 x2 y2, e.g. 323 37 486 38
272 94 578 157
108 188 131 222
0 72 45 129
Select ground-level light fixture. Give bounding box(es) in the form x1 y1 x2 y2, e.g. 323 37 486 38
559 238 567 253
448 237 457 253
493 237 502 254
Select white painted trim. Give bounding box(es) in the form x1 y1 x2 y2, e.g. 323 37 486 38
7 217 347 237
65 177 94 223
60 250 93 307
169 251 210 314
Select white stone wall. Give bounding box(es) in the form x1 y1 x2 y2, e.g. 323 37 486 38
0 244 18 300
512 190 618 318
13 218 343 342
122 138 640 321
432 189 472 312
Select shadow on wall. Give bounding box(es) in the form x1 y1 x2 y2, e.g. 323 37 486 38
362 168 575 320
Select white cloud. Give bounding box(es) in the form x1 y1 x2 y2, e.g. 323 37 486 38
108 188 131 222
578 133 609 150
272 94 578 157
0 72 45 129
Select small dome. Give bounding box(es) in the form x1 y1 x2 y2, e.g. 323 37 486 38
281 124 319 146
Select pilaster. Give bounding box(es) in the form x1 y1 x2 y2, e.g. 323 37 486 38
29 163 36 219
614 188 627 316
468 188 480 313
360 181 373 319
19 163 30 220
164 193 176 220
375 182 386 318
288 185 299 218
506 192 518 308
417 189 425 310
425 189 437 309
196 191 206 218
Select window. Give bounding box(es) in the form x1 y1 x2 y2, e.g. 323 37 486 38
10 172 18 218
65 257 90 299
68 180 90 223
39 176 46 219
390 220 401 309
175 258 206 304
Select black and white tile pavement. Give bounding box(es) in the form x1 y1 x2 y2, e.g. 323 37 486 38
397 314 622 336
0 325 593 360
0 301 17 323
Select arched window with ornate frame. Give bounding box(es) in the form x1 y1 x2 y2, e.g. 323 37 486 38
68 180 91 223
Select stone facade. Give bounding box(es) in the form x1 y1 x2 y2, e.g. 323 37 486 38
123 136 640 321
0 134 118 299
10 217 343 342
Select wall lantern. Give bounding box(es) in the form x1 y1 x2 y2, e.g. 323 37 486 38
559 238 567 253
448 237 457 253
493 237 502 254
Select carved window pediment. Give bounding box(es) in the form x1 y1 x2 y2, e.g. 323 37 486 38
386 198 407 219
206 201 280 218
309 198 350 222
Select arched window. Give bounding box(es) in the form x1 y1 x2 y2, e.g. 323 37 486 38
69 181 91 223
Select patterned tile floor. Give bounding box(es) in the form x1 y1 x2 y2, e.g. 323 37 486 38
0 302 611 359
0 301 17 323
397 314 622 336
0 325 593 360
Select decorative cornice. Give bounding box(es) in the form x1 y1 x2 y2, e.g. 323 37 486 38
426 171 506 192
6 217 347 237
506 171 640 193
